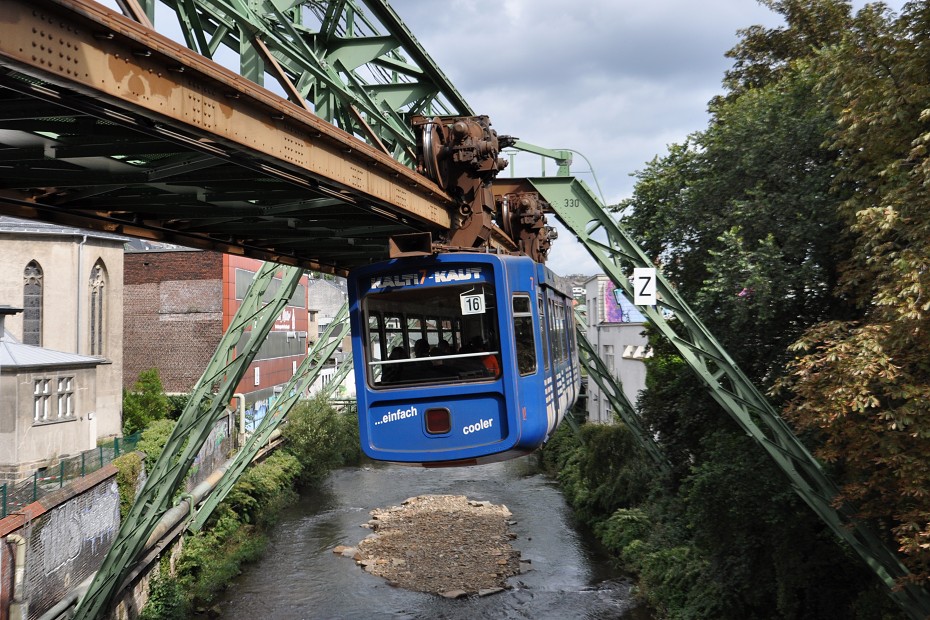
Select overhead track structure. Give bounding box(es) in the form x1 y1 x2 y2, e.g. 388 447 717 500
0 0 518 273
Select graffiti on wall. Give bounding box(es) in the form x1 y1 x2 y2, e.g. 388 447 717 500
38 482 118 575
26 479 120 616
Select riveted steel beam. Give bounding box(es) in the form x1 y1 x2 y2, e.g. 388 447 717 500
0 0 453 229
73 263 305 620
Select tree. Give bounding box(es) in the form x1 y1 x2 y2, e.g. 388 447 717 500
616 0 903 614
780 1 930 580
122 368 171 435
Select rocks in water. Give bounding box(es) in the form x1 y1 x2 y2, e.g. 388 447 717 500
335 494 521 597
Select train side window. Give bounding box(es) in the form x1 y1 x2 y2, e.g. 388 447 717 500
538 295 549 368
556 302 567 362
513 294 537 376
367 313 385 378
548 298 562 361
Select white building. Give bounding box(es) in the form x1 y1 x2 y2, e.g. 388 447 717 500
0 217 126 482
584 275 650 424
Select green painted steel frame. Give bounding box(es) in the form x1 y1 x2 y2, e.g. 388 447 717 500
188 302 349 532
531 175 930 619
136 0 471 159
73 263 305 620
572 307 670 474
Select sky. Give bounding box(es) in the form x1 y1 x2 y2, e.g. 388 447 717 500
390 0 905 276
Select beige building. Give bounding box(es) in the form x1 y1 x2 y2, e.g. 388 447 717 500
0 217 125 480
0 307 105 482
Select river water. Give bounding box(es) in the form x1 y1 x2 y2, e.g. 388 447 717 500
215 457 650 619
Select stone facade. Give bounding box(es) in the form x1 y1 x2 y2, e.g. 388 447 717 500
123 249 224 392
0 359 99 483
0 218 126 481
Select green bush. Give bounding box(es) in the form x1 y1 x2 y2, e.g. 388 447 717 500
221 451 302 527
541 422 652 528
594 508 652 559
166 393 191 420
139 573 188 620
112 452 144 520
637 546 726 620
123 369 171 435
137 419 178 471
281 395 361 486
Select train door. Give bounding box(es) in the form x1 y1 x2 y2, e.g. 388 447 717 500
539 291 557 432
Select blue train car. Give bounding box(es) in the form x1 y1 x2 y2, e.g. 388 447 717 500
347 252 580 466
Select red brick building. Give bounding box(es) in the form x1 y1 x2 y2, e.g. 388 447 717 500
123 246 310 420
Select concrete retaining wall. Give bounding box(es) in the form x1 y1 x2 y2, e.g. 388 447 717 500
0 465 119 620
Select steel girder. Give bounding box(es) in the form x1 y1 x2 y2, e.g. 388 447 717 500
73 263 305 620
135 0 471 159
526 175 930 619
0 0 494 273
188 301 349 533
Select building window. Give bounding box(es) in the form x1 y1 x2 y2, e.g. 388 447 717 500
33 377 76 424
89 261 107 355
34 379 50 422
603 344 615 374
23 260 43 346
57 377 74 419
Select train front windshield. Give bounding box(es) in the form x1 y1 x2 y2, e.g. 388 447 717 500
362 282 501 388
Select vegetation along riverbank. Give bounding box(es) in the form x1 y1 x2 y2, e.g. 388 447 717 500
114 394 362 619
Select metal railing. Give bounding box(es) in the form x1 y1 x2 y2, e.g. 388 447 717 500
0 433 140 519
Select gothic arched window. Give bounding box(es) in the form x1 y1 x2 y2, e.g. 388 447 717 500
89 260 107 355
23 260 43 346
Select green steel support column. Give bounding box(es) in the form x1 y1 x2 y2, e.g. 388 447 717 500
529 175 930 618
321 354 353 400
239 22 264 86
188 302 349 532
573 308 670 473
74 262 304 620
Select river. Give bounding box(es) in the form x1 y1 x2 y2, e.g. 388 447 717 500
215 457 650 619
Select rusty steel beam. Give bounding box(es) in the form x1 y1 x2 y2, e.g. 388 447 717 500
0 0 453 231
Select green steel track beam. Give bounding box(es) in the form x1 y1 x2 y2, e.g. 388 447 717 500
321 353 354 399
188 302 350 532
74 262 305 620
134 0 471 159
573 308 670 474
529 175 930 619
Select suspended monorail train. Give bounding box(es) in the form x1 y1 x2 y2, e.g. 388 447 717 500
348 252 580 466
